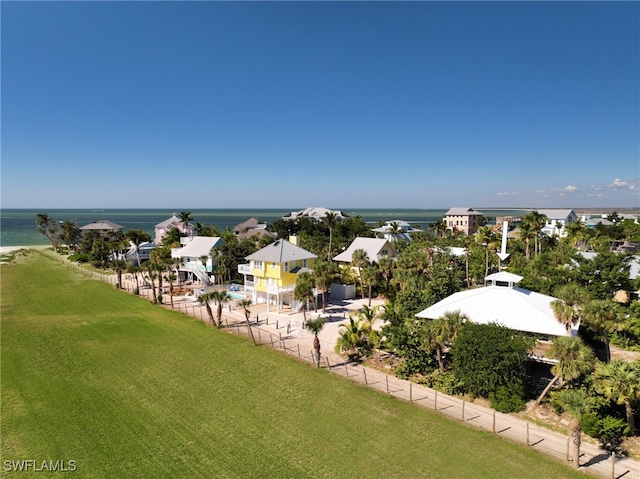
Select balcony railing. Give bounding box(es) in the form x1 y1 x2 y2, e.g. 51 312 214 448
238 264 251 275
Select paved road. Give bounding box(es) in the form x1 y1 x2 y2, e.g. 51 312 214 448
66 259 640 479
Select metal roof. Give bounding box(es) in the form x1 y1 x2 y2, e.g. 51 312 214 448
332 237 396 263
171 237 223 259
80 220 123 230
416 284 575 337
445 207 483 216
245 239 317 263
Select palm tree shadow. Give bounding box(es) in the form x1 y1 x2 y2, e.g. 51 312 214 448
581 452 610 467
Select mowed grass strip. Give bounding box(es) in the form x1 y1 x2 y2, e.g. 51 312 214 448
1 253 585 478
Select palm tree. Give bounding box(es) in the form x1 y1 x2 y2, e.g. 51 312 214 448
110 259 127 288
338 316 366 359
127 263 141 294
164 272 176 308
322 211 338 260
125 229 152 267
593 360 640 435
197 292 216 326
518 220 535 261
377 256 395 295
294 272 315 322
553 388 591 469
351 249 369 300
524 211 547 256
313 260 336 314
305 318 325 367
535 336 595 406
552 283 590 334
428 310 466 372
582 299 623 362
238 299 257 345
144 263 159 303
361 264 378 307
208 290 229 328
178 211 193 237
429 219 447 239
352 305 382 357
388 221 403 247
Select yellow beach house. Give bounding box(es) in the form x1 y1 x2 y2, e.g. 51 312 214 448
239 236 317 313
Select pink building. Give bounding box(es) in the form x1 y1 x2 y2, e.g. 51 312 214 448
154 214 194 244
444 207 483 236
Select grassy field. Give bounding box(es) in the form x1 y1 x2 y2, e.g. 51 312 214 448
1 252 587 478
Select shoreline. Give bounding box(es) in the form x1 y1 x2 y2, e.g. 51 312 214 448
0 245 50 254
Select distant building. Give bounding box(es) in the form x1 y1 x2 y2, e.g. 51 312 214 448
233 217 276 242
282 207 349 222
79 220 123 241
371 220 422 243
444 208 483 235
537 209 577 237
155 214 194 244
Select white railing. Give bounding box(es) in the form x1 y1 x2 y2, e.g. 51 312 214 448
238 264 251 275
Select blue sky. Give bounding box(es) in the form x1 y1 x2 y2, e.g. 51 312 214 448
2 1 638 209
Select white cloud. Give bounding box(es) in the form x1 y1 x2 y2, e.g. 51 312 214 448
564 185 578 192
610 178 637 190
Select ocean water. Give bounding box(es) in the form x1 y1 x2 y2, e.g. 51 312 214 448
0 208 530 247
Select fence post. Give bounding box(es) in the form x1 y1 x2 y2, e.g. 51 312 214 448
386 375 389 394
363 368 367 385
462 400 465 420
526 423 529 446
492 411 496 433
325 357 330 369
345 363 349 376
434 390 438 410
297 344 301 358
566 436 570 461
410 382 413 402
610 452 615 479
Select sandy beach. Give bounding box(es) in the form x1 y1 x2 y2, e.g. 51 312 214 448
0 245 49 254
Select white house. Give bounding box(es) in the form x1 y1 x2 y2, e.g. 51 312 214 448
332 237 398 264
171 236 223 285
416 272 576 337
537 209 578 237
372 220 422 243
282 207 349 222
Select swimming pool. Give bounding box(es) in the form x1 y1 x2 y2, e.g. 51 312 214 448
227 292 246 300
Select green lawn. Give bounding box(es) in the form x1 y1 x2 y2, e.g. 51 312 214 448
1 252 586 478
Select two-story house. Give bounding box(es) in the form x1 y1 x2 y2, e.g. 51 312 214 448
239 237 317 313
79 220 123 241
155 214 194 245
537 209 577 237
171 236 223 285
444 208 483 235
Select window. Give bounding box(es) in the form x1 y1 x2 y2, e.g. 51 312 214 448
255 277 260 286
284 262 289 272
380 249 388 256
271 262 279 269
302 259 308 268
252 261 264 270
